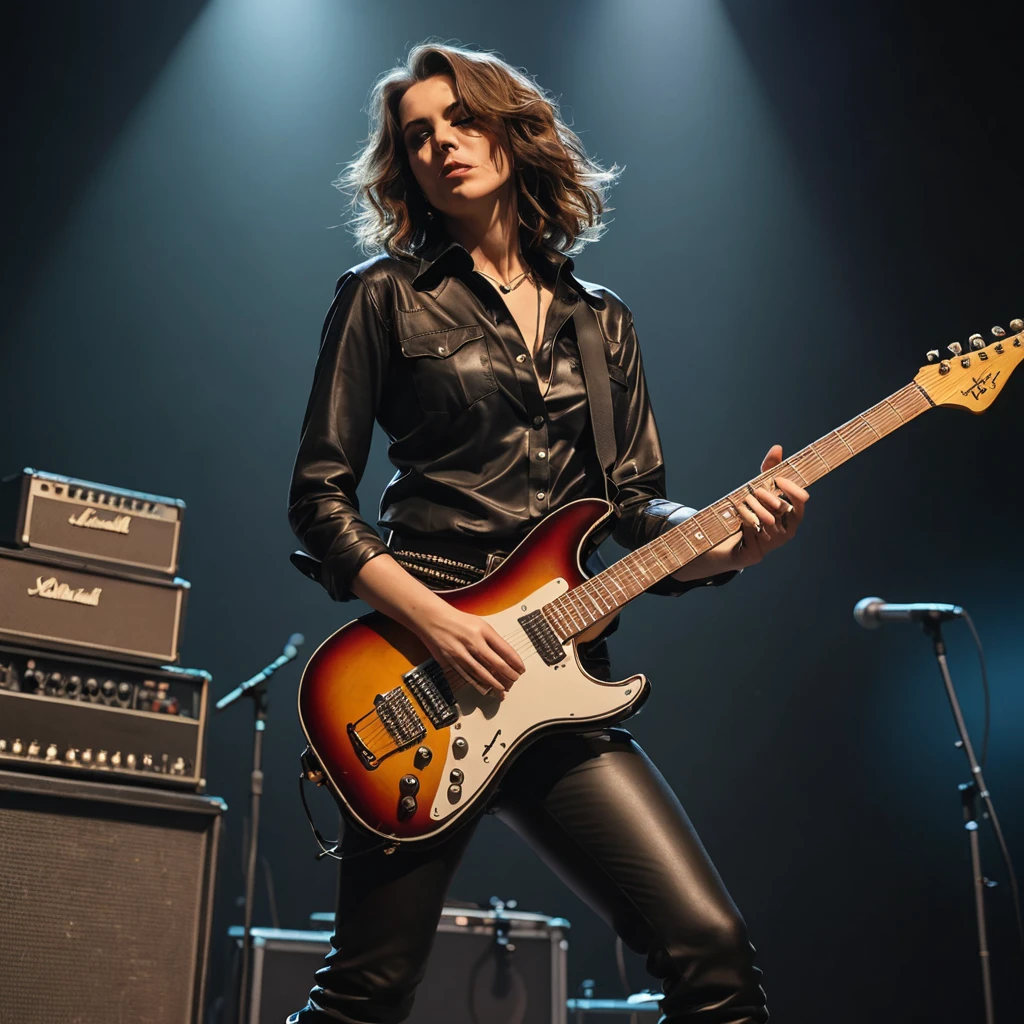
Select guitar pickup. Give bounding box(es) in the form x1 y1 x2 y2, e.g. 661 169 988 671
404 662 459 727
518 610 566 666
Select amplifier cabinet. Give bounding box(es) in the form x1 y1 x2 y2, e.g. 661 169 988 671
0 644 209 790
0 468 185 576
228 906 569 1024
0 770 224 1024
0 547 188 664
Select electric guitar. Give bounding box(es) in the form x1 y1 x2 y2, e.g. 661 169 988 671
298 319 1022 843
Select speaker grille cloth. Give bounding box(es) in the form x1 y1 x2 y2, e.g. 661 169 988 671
0 797 208 1024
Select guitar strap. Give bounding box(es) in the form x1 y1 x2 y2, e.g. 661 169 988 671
572 301 618 504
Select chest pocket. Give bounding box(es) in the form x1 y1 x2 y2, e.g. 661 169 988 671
399 325 498 414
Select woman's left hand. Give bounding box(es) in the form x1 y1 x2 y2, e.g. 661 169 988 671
728 444 809 570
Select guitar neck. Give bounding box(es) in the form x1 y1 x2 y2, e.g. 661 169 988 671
545 381 935 640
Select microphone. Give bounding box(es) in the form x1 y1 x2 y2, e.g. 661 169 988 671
854 596 964 629
215 631 307 711
284 633 306 659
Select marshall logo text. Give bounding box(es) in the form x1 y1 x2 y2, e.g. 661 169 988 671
68 508 132 535
27 577 103 607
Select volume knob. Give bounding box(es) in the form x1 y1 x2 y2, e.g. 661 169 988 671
398 795 418 820
452 737 469 758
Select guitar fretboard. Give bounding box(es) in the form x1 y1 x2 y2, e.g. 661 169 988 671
543 382 934 640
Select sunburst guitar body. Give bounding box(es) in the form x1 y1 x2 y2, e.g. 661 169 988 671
298 499 644 842
297 317 1022 844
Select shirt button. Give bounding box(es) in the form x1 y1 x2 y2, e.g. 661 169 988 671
438 345 447 355
515 353 527 364
532 415 544 428
537 450 547 459
536 492 546 501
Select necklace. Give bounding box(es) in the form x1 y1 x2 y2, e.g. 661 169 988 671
475 253 531 294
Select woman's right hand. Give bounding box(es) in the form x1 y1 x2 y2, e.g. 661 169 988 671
412 601 525 701
351 553 525 699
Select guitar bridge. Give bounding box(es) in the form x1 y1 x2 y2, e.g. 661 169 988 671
518 610 566 666
347 688 426 770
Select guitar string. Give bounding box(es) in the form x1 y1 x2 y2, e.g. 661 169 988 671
348 386 937 759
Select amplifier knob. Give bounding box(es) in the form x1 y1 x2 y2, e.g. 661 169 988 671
116 682 132 706
27 740 41 757
101 680 116 702
11 739 23 755
171 757 186 775
124 753 135 768
142 753 153 770
45 673 63 695
66 675 83 699
111 752 123 767
96 750 108 765
0 739 7 752
65 748 77 762
85 678 100 700
45 744 58 760
81 749 93 764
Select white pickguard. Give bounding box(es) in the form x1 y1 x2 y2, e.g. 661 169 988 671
429 578 645 823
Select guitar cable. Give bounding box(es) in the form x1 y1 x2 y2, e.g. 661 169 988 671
298 759 389 861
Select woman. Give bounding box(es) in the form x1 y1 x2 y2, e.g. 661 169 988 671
287 41 806 1024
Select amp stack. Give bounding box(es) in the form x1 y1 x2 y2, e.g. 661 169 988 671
0 468 223 1024
0 468 209 791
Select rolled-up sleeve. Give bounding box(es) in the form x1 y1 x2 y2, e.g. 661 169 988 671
288 272 392 601
608 316 739 597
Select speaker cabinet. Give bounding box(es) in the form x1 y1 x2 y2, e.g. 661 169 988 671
0 769 224 1023
227 905 568 1024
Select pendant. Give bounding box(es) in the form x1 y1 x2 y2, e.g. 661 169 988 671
499 284 511 294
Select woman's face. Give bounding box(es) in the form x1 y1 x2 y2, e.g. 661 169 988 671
398 74 513 217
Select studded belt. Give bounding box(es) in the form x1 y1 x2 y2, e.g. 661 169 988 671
386 532 510 589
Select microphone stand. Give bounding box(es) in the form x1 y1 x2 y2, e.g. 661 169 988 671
922 618 997 1024
216 633 304 1024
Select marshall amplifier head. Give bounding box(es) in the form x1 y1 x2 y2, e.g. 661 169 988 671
0 547 188 664
0 468 185 576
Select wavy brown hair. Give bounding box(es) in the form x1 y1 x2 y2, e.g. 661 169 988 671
335 42 620 259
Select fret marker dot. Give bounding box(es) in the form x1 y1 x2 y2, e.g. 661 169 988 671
695 532 704 540
723 511 732 518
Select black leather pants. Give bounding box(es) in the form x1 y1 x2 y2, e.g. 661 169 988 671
288 642 768 1024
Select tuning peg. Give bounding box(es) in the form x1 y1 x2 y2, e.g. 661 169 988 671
939 360 951 375
926 349 940 363
1009 318 1023 332
991 326 1006 338
947 342 963 356
968 334 984 350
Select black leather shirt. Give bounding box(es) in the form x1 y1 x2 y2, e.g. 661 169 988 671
288 236 737 602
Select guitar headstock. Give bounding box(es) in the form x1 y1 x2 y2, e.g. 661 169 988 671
915 319 1023 412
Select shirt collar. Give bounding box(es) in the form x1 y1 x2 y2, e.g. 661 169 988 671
412 236 606 309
